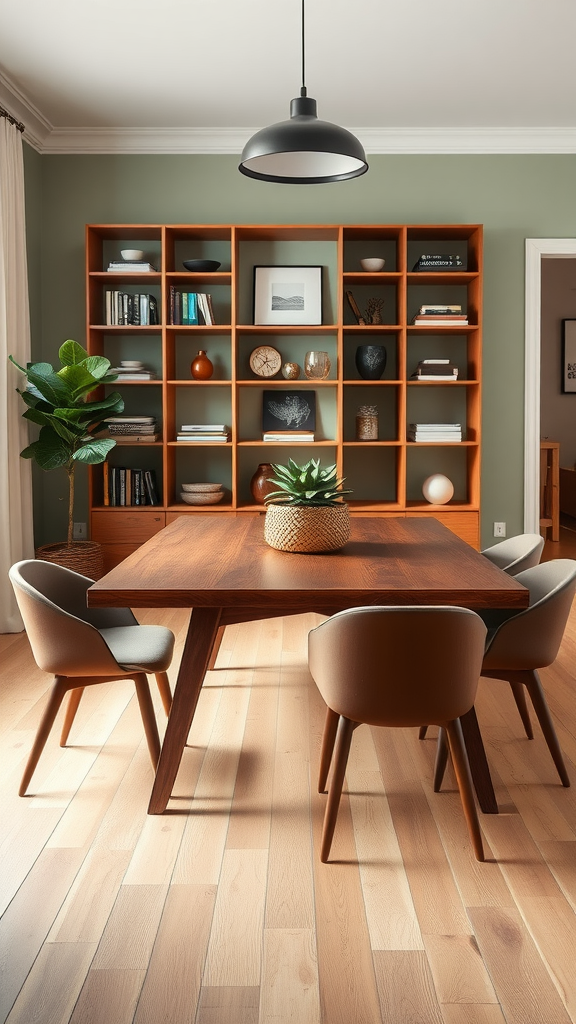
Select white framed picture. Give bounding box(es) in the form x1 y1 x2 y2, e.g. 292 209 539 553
562 319 576 393
253 265 322 326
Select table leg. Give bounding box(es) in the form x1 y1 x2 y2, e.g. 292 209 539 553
460 706 498 814
148 606 222 814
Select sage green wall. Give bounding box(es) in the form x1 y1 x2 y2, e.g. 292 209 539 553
25 152 576 548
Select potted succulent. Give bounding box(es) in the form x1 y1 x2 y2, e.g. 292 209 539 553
10 339 123 577
263 458 352 552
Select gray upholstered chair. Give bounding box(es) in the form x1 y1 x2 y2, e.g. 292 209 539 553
9 559 174 796
308 606 488 863
430 559 576 791
481 533 544 576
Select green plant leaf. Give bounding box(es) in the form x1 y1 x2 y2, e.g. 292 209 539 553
23 426 71 470
57 362 100 398
23 406 56 427
82 355 113 379
59 339 89 366
72 438 116 464
21 364 71 408
72 392 125 418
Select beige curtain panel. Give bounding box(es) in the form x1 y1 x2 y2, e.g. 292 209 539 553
0 115 34 632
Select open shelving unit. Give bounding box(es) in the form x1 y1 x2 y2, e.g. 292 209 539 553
86 223 482 570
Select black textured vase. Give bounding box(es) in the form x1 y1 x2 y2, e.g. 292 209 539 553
355 344 387 380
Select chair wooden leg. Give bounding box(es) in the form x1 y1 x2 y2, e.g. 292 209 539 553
20 676 71 796
445 719 485 862
207 625 225 670
321 716 357 863
155 672 172 715
418 725 428 740
433 727 449 792
523 670 570 786
318 706 339 793
508 679 533 739
133 674 161 768
60 687 85 746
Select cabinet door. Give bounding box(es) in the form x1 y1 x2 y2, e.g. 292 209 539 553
406 511 479 548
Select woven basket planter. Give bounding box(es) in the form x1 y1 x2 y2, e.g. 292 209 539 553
35 541 104 580
264 503 350 553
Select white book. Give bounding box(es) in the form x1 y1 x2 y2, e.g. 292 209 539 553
180 424 227 431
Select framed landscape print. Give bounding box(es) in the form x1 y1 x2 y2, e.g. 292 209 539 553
562 319 576 393
254 265 322 325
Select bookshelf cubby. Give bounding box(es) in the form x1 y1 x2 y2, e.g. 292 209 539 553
86 223 482 570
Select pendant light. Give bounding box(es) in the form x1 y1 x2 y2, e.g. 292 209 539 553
239 0 368 184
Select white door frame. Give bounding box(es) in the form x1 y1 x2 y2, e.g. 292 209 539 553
524 238 576 533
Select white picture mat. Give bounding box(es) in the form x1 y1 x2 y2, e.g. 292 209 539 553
254 266 322 325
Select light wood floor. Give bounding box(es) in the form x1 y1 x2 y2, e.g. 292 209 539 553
1 530 575 1024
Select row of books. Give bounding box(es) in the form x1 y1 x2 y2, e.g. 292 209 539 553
107 261 157 273
105 291 159 326
412 254 464 271
103 465 160 506
169 288 216 326
411 359 459 381
412 303 468 326
408 422 463 442
176 423 231 443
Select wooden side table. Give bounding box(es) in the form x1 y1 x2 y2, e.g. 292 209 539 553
540 440 560 541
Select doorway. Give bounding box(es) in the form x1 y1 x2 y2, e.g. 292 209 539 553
524 238 576 533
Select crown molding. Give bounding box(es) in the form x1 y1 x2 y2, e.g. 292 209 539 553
1 74 575 155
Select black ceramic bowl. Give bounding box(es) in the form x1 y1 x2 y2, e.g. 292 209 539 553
182 259 221 272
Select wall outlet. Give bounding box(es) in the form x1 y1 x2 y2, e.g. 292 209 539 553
493 522 506 538
73 522 87 540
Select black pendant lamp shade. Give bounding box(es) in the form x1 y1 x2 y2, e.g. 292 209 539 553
239 2 368 184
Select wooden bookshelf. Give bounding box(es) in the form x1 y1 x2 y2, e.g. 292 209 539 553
86 223 482 569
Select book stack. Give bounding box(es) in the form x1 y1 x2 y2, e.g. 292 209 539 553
176 424 230 443
107 260 157 273
103 465 160 506
103 415 160 443
169 288 216 325
105 291 159 326
412 254 464 271
262 430 315 442
412 304 468 326
110 360 157 381
411 359 459 381
408 423 463 442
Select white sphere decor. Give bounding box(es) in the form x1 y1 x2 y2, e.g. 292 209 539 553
422 473 454 505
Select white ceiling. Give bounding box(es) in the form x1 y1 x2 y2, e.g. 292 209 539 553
1 0 576 154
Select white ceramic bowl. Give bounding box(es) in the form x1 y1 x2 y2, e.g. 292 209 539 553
120 248 145 261
360 258 385 272
181 482 223 493
120 360 144 367
180 490 224 505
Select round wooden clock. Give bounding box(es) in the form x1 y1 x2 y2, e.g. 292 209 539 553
249 345 282 378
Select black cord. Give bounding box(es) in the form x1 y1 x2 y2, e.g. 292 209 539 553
301 0 306 94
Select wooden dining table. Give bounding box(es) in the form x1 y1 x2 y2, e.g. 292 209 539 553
87 514 529 815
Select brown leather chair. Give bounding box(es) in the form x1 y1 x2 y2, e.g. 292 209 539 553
308 605 488 863
430 559 576 791
9 559 174 796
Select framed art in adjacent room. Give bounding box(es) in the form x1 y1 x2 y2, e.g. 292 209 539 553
562 319 576 393
254 265 322 325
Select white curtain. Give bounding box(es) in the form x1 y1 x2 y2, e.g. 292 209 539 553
0 117 34 632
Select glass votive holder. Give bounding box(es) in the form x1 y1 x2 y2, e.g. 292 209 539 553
304 350 331 379
356 404 378 441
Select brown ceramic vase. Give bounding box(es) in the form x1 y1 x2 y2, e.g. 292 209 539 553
250 463 277 504
191 350 214 380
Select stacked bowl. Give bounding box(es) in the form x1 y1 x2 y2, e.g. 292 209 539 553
180 483 224 505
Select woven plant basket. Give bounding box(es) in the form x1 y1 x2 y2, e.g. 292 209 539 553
264 503 350 553
35 541 104 580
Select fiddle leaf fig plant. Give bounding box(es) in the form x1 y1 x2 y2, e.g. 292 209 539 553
10 339 124 546
264 458 352 507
